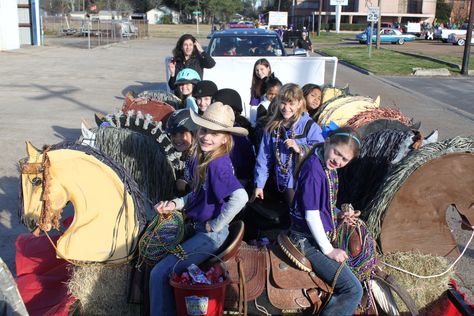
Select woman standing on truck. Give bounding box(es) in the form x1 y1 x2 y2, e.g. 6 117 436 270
168 34 216 95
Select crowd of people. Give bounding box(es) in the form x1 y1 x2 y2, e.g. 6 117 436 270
147 33 363 316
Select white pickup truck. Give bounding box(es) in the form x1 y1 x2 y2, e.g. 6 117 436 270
434 22 471 42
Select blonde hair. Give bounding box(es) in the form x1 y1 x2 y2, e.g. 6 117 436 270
265 83 306 133
192 130 234 190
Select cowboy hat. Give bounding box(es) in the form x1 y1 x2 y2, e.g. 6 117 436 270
189 102 248 136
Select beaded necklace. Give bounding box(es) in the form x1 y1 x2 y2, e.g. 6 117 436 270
274 121 296 174
316 147 339 241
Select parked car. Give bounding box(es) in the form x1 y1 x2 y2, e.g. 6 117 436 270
447 32 474 46
356 28 416 45
206 28 287 57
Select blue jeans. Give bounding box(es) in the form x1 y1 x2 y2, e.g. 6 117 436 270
290 232 363 316
149 223 229 316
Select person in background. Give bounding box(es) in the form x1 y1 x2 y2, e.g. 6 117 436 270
214 88 256 188
255 75 283 123
166 109 197 196
295 30 313 53
175 68 201 111
302 83 323 118
149 103 249 315
252 83 324 207
288 127 363 315
250 58 273 106
168 34 216 96
193 80 218 114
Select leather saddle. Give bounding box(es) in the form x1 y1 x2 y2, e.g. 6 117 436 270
206 221 333 314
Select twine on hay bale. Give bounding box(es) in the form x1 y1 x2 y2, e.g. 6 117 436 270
381 251 453 313
68 264 139 315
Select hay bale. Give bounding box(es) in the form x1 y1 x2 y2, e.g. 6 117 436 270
381 251 453 312
68 264 139 315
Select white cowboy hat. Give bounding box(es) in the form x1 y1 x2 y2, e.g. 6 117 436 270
189 102 248 137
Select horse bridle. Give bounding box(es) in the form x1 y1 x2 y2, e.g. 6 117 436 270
18 145 52 232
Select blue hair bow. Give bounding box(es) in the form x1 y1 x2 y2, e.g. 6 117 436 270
321 121 339 139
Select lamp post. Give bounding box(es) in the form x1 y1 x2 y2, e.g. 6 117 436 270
461 0 474 75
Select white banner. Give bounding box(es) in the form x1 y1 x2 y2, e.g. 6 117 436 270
268 11 288 26
204 57 325 120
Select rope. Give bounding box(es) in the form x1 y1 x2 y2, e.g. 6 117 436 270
317 261 345 315
42 228 136 267
381 226 474 279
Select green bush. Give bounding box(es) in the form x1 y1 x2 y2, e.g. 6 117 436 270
161 14 173 24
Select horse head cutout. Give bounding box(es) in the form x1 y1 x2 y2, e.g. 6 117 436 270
19 141 147 263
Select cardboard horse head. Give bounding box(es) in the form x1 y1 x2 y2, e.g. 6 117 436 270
19 141 148 263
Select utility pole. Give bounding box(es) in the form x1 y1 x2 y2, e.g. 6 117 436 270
376 0 381 49
317 0 322 36
461 0 474 75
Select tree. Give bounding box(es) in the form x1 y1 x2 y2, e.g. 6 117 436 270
451 0 471 25
208 0 243 21
436 0 452 25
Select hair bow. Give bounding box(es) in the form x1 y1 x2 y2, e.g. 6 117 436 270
321 121 339 139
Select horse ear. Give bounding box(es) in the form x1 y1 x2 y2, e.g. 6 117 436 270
25 141 41 159
423 130 438 146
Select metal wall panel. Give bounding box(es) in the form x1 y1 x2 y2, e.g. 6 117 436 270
0 0 20 50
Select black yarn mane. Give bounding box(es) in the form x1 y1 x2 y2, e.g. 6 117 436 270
337 129 414 212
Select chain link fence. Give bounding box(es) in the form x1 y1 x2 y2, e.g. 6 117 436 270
42 15 148 49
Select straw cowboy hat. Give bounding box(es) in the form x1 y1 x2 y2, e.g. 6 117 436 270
189 102 248 136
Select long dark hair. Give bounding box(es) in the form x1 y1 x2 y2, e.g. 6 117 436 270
172 34 198 63
251 58 272 99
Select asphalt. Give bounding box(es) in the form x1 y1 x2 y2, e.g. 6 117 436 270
0 37 472 305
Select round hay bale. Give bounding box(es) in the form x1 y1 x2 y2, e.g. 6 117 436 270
68 264 139 315
381 251 453 312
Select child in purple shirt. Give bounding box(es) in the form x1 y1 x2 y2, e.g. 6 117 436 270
252 83 324 206
149 102 249 316
289 127 363 315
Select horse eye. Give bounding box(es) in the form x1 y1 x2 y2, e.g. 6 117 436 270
32 177 43 186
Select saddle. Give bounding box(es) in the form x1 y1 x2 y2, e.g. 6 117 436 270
207 221 333 314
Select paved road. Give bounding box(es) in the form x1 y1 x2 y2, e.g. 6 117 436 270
381 76 474 116
0 37 472 307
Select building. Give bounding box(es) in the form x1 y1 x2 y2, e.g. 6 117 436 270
146 6 180 24
292 0 436 28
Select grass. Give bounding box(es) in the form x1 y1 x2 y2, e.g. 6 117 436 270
310 31 355 44
148 24 212 40
318 46 464 75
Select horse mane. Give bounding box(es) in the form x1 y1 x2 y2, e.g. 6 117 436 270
345 108 413 130
98 112 182 171
18 141 148 233
364 136 474 239
93 127 176 203
337 129 415 212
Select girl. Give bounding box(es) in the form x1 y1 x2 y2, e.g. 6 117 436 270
168 34 216 96
175 68 201 112
302 83 322 118
255 75 283 124
166 109 197 196
250 58 272 106
150 102 249 316
252 83 324 206
192 80 218 114
288 127 363 315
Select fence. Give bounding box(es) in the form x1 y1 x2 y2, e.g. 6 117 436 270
42 15 148 49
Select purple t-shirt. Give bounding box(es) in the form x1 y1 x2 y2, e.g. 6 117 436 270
184 155 243 223
289 151 337 235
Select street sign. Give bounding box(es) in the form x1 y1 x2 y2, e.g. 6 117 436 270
192 11 202 15
367 6 379 22
330 0 348 5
